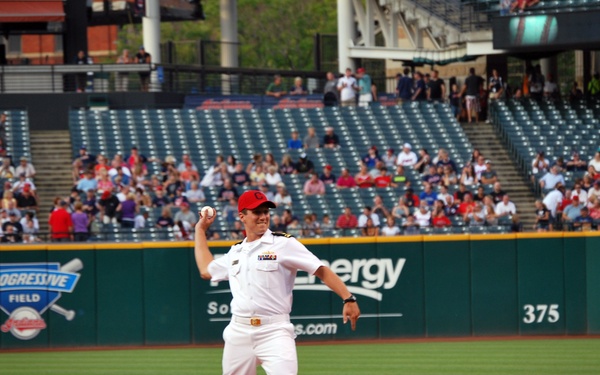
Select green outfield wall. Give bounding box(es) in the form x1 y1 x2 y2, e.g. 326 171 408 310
0 232 599 349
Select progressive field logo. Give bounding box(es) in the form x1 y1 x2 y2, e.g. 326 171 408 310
0 259 83 340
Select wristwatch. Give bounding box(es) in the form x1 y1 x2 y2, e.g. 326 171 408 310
343 294 357 304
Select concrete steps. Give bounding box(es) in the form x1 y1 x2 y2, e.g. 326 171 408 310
30 130 74 233
461 122 537 230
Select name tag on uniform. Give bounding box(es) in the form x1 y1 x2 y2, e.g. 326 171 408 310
258 251 277 261
232 260 239 265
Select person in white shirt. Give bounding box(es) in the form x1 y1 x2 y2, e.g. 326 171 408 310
396 143 418 167
381 216 401 236
134 210 148 229
495 195 517 217
473 156 487 181
589 150 600 179
358 206 381 228
337 68 359 107
571 182 588 205
414 203 431 227
542 184 565 218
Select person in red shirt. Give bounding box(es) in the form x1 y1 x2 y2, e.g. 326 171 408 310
374 167 394 188
457 192 476 215
48 200 74 242
336 168 357 189
336 207 358 229
432 200 452 227
403 188 420 210
355 164 374 188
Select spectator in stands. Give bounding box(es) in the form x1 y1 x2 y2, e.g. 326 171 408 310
76 170 98 193
336 207 358 229
336 167 357 189
569 82 584 104
589 180 600 202
16 185 37 212
15 156 36 179
391 196 410 219
265 166 283 186
174 202 197 227
543 74 560 101
539 165 565 191
0 112 6 146
176 154 197 174
464 202 485 227
49 200 73 242
361 217 379 237
396 143 417 167
486 69 504 123
391 165 410 188
287 130 303 150
414 203 431 227
401 214 419 234
488 182 506 204
422 165 441 187
71 202 89 242
302 214 320 237
437 185 453 205
271 214 287 233
151 187 170 208
529 65 545 100
543 183 565 220
249 164 266 186
396 68 413 104
259 182 275 201
82 189 98 218
230 162 250 186
303 173 325 196
337 68 359 107
217 178 239 202
115 48 131 92
402 188 420 210
201 155 226 187
96 169 113 194
534 200 552 232
444 196 459 216
432 201 452 228
20 211 39 243
289 77 308 95
180 161 200 185
482 196 498 225
2 212 23 243
119 192 138 228
266 74 286 98
371 195 390 220
414 148 432 174
457 192 476 215
411 72 427 101
562 195 584 229
460 67 484 123
459 165 475 186
588 149 600 179
357 67 377 107
294 153 315 177
510 0 540 13
531 151 550 175
590 199 600 221
320 165 336 185
303 127 320 149
134 209 149 229
374 167 393 188
135 46 151 92
156 207 174 228
274 183 292 207
279 154 295 175
362 146 381 169
0 138 7 159
323 127 340 149
435 149 458 173
97 190 122 224
1 190 17 211
164 171 184 199
12 173 36 196
320 214 333 234
566 152 587 172
73 50 93 92
419 182 438 207
427 70 445 102
323 72 339 106
358 206 380 228
381 216 401 236
573 206 594 231
0 157 15 179
441 165 458 186
480 160 498 185
355 164 374 188
571 182 588 204
473 186 485 203
381 148 397 169
449 83 462 121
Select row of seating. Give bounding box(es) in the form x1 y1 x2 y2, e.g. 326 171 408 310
2 109 32 160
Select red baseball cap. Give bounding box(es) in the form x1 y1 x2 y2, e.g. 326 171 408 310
238 190 276 212
357 67 365 74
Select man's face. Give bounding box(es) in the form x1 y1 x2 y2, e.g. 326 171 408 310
275 76 281 85
327 72 334 81
345 69 352 77
503 195 510 204
240 205 271 236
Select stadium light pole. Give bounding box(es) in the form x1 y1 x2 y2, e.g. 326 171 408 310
337 0 356 74
143 0 161 92
220 0 239 95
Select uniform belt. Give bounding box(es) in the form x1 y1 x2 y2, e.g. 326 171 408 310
232 314 290 327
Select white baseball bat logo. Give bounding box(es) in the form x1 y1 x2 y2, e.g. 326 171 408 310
50 258 83 321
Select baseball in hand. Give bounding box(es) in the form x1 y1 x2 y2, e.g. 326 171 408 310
200 206 216 219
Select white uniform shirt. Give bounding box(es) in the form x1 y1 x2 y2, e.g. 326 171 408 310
542 190 563 217
337 76 358 102
495 201 516 216
208 229 324 317
396 151 418 166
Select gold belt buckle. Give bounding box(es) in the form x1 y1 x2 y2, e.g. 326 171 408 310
250 317 261 326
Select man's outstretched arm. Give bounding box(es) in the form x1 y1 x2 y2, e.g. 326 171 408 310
314 266 361 330
194 211 217 280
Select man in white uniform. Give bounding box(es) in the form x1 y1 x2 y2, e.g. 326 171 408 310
195 190 360 375
337 68 359 107
396 143 418 167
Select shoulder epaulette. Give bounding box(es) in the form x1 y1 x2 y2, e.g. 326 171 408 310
233 240 243 246
272 232 294 238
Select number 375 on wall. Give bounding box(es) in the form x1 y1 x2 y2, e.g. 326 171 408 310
523 304 560 324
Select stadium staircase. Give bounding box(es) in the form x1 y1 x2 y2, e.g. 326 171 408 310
461 122 536 229
30 130 74 232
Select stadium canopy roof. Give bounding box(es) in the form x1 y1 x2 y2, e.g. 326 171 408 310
0 1 65 23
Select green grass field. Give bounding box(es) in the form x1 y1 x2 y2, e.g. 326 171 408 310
1 339 599 375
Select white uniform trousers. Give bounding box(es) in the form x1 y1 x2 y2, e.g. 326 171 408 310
222 318 297 375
